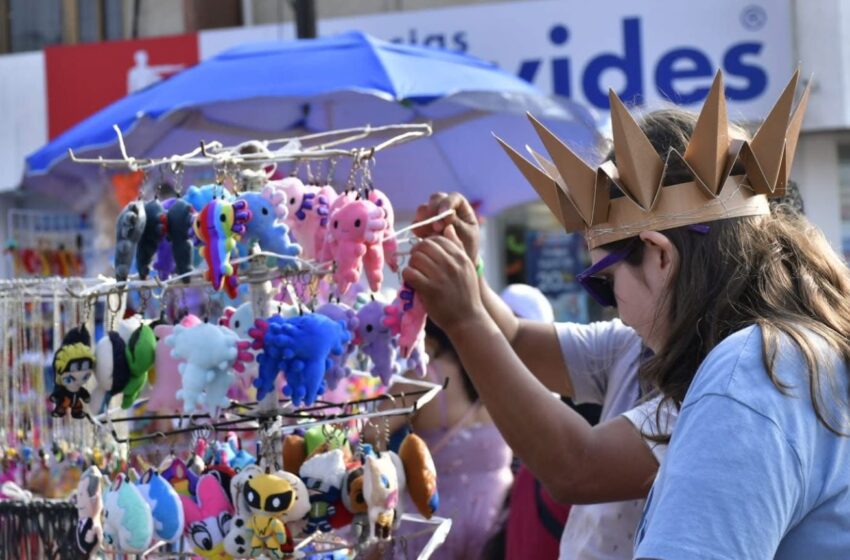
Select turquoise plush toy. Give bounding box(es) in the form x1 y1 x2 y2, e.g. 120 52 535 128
103 473 154 553
238 186 302 269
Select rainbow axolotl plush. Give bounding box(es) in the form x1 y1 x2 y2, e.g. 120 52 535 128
194 197 252 298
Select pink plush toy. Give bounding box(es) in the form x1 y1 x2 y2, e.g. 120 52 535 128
148 314 202 413
277 177 331 260
325 200 386 295
366 189 399 272
384 283 427 359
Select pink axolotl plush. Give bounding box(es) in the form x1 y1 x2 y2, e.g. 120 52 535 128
148 314 202 413
384 283 428 360
276 177 331 260
366 189 399 272
325 200 386 295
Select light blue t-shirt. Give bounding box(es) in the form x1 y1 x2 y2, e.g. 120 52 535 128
635 324 850 559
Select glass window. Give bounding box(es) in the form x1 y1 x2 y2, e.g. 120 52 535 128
838 144 850 262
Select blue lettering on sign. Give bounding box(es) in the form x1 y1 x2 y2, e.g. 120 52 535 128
517 18 769 109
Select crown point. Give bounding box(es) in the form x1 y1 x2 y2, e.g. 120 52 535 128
748 70 800 190
684 71 729 194
608 92 664 210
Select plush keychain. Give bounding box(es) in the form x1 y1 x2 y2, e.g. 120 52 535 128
92 317 154 411
163 197 196 281
180 473 235 559
103 473 154 553
239 186 302 269
341 462 370 544
224 465 261 558
75 466 104 558
384 282 428 360
362 452 401 540
185 184 235 212
242 469 297 558
282 434 307 476
136 199 165 280
355 300 400 385
194 197 252 298
136 468 185 543
148 314 202 413
161 457 200 497
300 448 347 534
204 464 237 504
226 433 257 471
325 199 387 295
114 200 146 281
315 302 359 390
122 321 156 408
220 302 255 340
166 322 253 414
399 433 439 519
367 188 400 272
311 184 338 259
249 313 351 406
49 326 95 419
278 177 330 259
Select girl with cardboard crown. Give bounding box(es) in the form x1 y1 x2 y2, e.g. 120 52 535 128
405 69 850 558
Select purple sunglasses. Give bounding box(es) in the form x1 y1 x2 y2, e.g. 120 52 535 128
577 239 639 308
577 225 710 307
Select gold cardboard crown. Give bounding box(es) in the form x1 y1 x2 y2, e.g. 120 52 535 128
496 70 810 248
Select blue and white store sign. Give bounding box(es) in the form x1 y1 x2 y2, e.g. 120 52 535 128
316 0 793 121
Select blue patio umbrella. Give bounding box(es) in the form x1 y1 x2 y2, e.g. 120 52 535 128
23 31 598 214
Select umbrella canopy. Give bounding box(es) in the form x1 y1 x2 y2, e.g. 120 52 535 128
23 31 599 214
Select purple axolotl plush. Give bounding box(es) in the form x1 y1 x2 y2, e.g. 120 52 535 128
355 300 399 385
249 313 351 406
315 302 359 390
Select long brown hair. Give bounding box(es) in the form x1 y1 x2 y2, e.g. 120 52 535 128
602 110 850 438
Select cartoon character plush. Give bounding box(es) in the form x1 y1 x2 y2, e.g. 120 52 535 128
314 302 359 390
277 177 330 260
362 452 400 540
324 199 387 295
384 283 428 360
166 322 252 414
148 314 202 413
103 473 154 553
219 302 254 340
121 321 156 408
243 470 296 557
239 187 302 269
355 300 400 385
249 313 351 406
114 200 146 281
49 326 95 419
224 465 261 558
300 448 346 534
341 463 370 543
160 457 199 497
135 468 184 543
194 197 252 298
180 473 235 559
92 318 154 411
75 466 104 558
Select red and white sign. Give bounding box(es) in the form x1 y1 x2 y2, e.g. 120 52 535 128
45 34 199 139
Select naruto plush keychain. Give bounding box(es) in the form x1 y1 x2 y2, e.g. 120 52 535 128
50 326 95 419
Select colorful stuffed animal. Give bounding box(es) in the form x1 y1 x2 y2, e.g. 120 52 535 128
384 283 428 360
355 300 399 385
166 322 252 414
103 473 154 553
92 317 154 411
180 473 235 560
225 433 257 471
324 199 387 294
314 302 359 390
239 187 302 269
160 457 199 497
194 197 252 298
224 465 261 558
367 188 400 272
75 466 104 558
220 302 255 340
249 313 351 406
242 470 296 558
136 468 184 543
114 200 146 281
300 448 346 534
277 177 330 259
185 184 234 212
362 452 400 540
122 322 156 408
49 326 95 419
148 314 202 413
